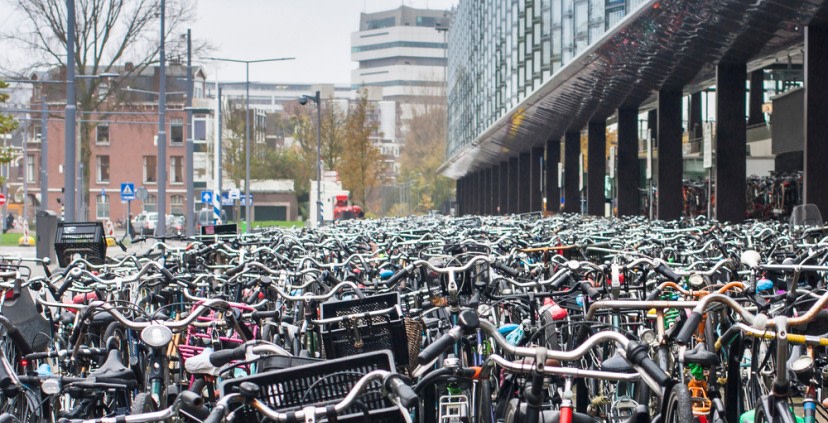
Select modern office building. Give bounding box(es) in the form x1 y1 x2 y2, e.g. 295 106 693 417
446 0 647 160
351 6 451 181
442 0 828 223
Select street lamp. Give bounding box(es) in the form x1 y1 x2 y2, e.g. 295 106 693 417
204 56 295 232
299 91 322 227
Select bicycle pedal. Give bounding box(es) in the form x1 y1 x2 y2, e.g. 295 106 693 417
439 394 469 423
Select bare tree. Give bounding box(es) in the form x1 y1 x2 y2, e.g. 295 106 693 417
2 0 202 216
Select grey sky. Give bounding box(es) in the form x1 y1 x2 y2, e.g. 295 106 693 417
0 0 457 84
193 0 457 84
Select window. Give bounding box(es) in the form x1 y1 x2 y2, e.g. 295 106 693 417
96 195 109 219
415 16 437 27
366 17 395 30
170 195 184 216
143 156 157 183
170 156 183 184
170 118 183 144
96 124 109 144
143 194 157 213
96 155 110 183
26 155 35 182
193 116 207 142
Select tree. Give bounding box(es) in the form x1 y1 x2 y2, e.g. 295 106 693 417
339 90 385 211
3 0 200 217
399 97 454 215
221 100 272 188
0 80 18 188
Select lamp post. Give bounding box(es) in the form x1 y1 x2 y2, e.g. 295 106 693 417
299 91 322 227
204 56 295 232
64 0 76 221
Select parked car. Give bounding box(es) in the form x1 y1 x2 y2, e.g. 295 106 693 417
196 209 228 234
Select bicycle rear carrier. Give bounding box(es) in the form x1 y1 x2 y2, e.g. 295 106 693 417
221 350 401 423
319 292 409 368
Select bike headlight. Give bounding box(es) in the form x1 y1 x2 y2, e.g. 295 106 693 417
790 355 814 374
141 325 173 348
687 274 705 288
639 329 657 345
42 378 61 395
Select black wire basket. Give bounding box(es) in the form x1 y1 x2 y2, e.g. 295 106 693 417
221 351 401 423
318 292 409 369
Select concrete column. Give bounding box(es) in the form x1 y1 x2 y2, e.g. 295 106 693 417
748 69 766 126
472 170 483 215
518 152 531 213
546 137 561 214
689 92 703 140
456 178 463 216
530 147 544 212
499 161 508 215
804 25 828 215
617 107 640 216
716 61 747 223
509 157 519 214
587 120 606 216
482 168 491 215
564 131 581 213
657 89 683 221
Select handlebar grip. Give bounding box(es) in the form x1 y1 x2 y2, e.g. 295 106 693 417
385 265 412 286
550 273 574 290
625 342 670 386
225 263 246 277
251 310 280 319
675 311 703 345
654 263 681 282
209 345 246 367
203 404 226 423
385 375 418 408
178 390 204 408
160 268 175 283
645 288 663 302
493 261 519 278
417 330 458 365
580 282 599 298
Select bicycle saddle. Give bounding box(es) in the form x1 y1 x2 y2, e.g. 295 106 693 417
600 353 634 373
683 343 718 366
89 349 136 381
185 348 221 376
89 312 117 326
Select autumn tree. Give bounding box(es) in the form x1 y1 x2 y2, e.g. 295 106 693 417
287 96 347 192
0 80 19 188
399 94 454 214
339 90 385 211
3 0 201 217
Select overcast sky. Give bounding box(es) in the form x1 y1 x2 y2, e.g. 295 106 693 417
0 0 457 84
193 0 457 84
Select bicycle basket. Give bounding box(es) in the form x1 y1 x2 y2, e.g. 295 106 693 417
318 292 409 369
221 350 400 423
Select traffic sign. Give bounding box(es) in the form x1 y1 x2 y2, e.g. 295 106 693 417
229 188 241 200
201 191 213 204
120 183 135 201
0 193 6 206
136 187 149 201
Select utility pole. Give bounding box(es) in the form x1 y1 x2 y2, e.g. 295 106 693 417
185 28 194 236
156 0 167 237
64 0 76 221
40 95 47 211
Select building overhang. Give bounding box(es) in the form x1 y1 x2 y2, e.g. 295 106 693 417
439 0 828 179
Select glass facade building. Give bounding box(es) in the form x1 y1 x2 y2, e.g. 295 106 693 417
447 0 648 159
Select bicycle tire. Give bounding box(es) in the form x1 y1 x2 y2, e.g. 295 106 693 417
661 383 693 423
130 392 157 415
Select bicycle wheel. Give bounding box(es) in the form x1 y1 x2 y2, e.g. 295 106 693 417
661 383 693 423
0 389 41 423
